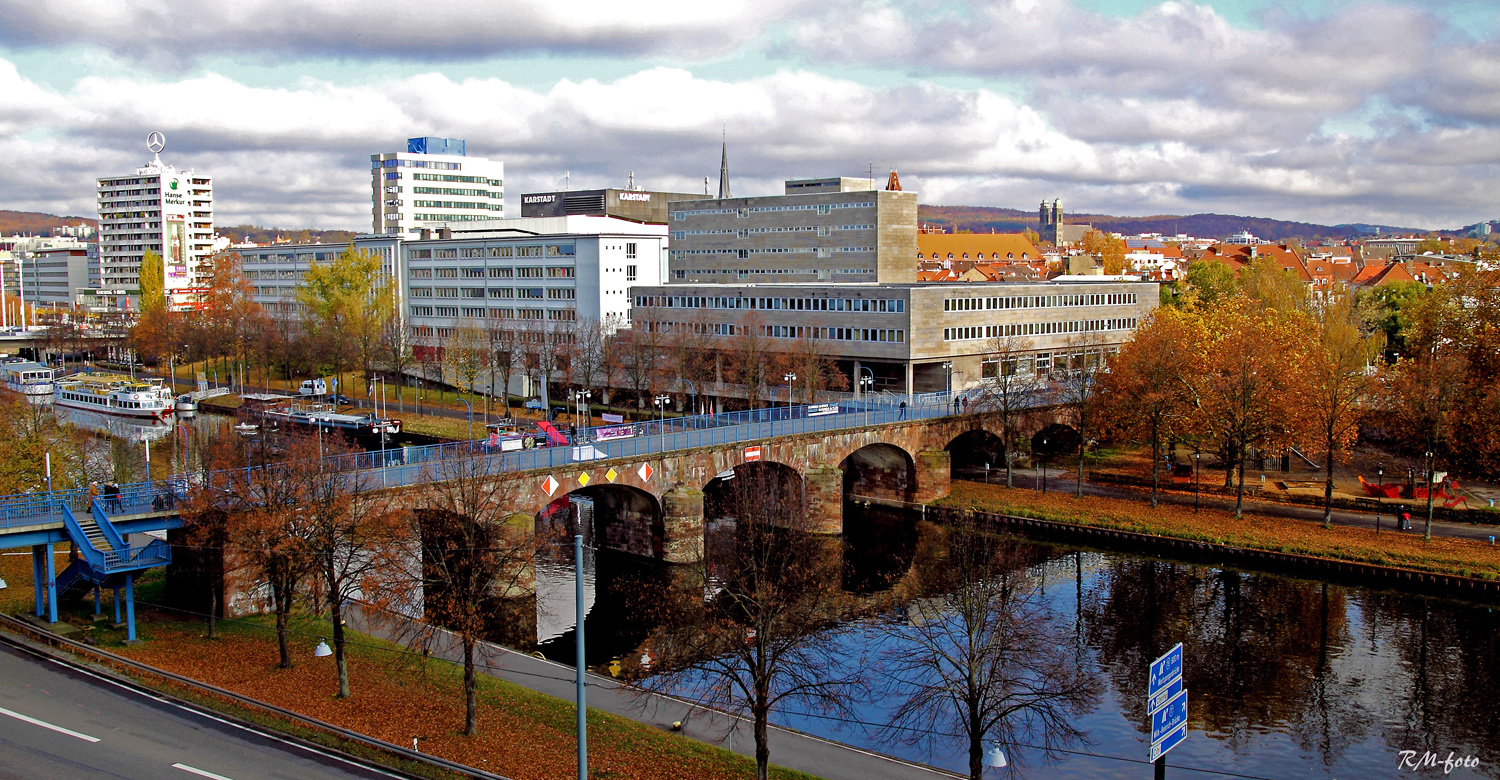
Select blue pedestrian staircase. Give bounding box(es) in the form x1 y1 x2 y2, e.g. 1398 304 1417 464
51 500 172 640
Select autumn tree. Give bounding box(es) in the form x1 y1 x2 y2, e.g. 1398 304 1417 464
639 465 865 780
371 453 533 736
780 334 844 406
1053 332 1109 496
1184 260 1238 309
376 303 414 412
1080 229 1128 274
878 522 1098 779
972 333 1039 487
483 315 517 418
1305 291 1383 526
1193 298 1307 516
0 393 87 494
1097 308 1201 506
297 245 392 386
444 318 487 425
625 322 665 409
1355 280 1425 356
727 312 772 408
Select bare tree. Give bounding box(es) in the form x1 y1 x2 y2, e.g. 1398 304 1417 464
483 316 517 419
1053 332 1109 497
638 466 865 780
625 322 666 410
726 312 771 408
370 454 534 736
445 318 487 426
972 333 1038 488
878 521 1098 779
376 304 414 412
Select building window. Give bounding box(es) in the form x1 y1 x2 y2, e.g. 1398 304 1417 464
489 267 512 278
625 242 638 259
625 265 637 281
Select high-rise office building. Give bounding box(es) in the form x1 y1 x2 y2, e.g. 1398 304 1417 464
372 137 505 235
96 134 214 309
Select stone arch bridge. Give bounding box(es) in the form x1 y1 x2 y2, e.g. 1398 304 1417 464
508 412 1031 563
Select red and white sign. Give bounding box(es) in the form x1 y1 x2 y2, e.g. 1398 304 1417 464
542 475 560 496
637 463 654 482
744 445 762 462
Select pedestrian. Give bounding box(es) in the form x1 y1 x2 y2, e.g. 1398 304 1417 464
898 400 907 420
88 481 99 507
104 482 122 513
1398 505 1411 531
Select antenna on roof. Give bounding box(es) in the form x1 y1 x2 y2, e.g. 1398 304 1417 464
564 170 570 191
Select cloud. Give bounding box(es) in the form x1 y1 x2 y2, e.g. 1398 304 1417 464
1 0 1499 232
0 0 803 65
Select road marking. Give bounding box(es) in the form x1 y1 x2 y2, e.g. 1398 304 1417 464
172 764 235 780
0 705 101 742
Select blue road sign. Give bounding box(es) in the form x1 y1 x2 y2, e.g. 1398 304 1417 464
1151 690 1188 743
1150 722 1187 762
1149 643 1183 696
1147 675 1183 714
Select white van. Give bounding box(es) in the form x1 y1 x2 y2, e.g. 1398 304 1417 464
298 379 327 396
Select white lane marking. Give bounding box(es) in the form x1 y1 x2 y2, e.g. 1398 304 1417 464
172 764 235 780
0 704 101 742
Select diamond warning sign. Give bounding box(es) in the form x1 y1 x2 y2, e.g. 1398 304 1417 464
605 468 619 483
637 463 654 482
577 472 591 487
542 475 560 496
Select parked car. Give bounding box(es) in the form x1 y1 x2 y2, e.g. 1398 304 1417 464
329 394 353 406
298 379 327 396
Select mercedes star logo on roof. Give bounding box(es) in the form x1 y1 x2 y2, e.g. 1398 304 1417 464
147 131 165 154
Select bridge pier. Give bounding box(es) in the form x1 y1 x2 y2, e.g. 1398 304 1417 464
662 485 704 564
915 450 952 504
805 466 844 535
32 543 57 623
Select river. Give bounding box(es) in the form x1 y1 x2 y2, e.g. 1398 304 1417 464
530 500 1499 779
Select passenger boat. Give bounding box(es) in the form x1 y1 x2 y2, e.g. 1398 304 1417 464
175 394 198 415
0 359 55 403
53 374 174 420
257 400 401 437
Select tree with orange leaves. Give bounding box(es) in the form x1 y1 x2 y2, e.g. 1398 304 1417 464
1305 290 1383 526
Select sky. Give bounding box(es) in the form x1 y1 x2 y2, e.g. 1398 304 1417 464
1 0 1497 232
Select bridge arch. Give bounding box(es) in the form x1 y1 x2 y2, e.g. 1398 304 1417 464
703 461 806 527
537 484 664 560
946 428 1008 476
840 442 916 505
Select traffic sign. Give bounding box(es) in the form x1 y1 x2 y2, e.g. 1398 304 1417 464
1147 675 1182 714
1148 643 1183 697
1150 689 1188 743
1150 722 1187 762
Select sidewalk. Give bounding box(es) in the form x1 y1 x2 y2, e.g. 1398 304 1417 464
345 606 956 780
964 466 1500 543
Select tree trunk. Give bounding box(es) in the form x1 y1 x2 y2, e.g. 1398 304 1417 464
1149 426 1160 508
330 593 350 699
967 711 984 780
463 638 478 736
1322 441 1335 528
1234 436 1247 518
1004 436 1013 488
754 703 770 780
275 601 292 669
1077 429 1085 497
208 587 218 640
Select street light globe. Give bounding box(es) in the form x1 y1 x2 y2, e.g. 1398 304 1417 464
314 640 332 657
984 746 1007 768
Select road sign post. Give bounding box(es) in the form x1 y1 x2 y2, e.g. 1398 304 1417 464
1147 643 1187 777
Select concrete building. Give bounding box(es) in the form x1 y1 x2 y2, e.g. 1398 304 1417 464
631 278 1157 394
521 187 700 224
665 176 917 285
96 136 214 309
238 236 402 319
372 137 504 236
19 248 95 309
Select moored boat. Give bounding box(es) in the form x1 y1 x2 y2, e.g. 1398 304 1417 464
53 374 174 420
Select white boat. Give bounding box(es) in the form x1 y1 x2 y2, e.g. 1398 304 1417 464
175 394 198 414
54 374 174 421
1 359 55 403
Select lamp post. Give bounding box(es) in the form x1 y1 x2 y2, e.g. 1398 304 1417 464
1040 436 1048 495
941 361 952 395
459 397 473 442
1424 450 1435 542
1194 451 1201 513
654 394 671 450
782 372 796 412
859 366 874 399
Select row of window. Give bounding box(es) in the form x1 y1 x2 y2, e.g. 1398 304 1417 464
942 318 1140 342
669 224 873 239
408 245 571 260
981 349 1118 378
671 202 874 219
411 200 504 211
942 292 1139 312
410 286 576 300
412 187 499 198
635 294 905 313
409 266 555 279
412 173 501 185
638 319 903 344
410 213 498 222
377 159 462 170
919 251 1030 261
409 305 576 321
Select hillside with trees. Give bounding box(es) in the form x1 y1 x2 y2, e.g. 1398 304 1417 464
918 205 1421 242
0 210 97 235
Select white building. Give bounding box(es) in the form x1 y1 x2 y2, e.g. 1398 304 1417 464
372 137 504 236
96 135 214 310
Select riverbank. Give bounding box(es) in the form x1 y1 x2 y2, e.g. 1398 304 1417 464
935 480 1500 582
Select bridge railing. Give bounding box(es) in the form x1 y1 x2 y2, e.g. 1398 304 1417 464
0 389 984 520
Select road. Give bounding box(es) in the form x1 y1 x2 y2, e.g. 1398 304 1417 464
961 466 1500 542
0 639 404 780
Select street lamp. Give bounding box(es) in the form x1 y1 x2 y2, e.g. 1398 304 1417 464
1040 436 1048 495
459 397 473 442
1424 450 1435 541
941 361 953 396
572 389 592 436
782 372 796 411
1194 451 1201 513
654 393 671 449
859 366 874 398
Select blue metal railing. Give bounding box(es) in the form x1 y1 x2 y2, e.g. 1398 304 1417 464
0 389 996 529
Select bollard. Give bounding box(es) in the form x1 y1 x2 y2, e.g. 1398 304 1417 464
1491 536 1495 546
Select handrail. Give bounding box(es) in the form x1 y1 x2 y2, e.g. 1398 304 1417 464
0 388 1020 524
59 503 108 570
90 500 130 551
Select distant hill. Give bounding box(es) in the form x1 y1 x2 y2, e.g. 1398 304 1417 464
0 210 97 236
220 225 358 246
918 206 1423 242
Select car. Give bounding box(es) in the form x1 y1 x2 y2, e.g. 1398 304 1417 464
523 398 545 410
329 394 353 406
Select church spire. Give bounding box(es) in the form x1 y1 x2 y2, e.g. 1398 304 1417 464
717 135 731 199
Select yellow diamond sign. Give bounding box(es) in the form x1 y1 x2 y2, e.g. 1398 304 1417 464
605 468 619 483
577 472 591 487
